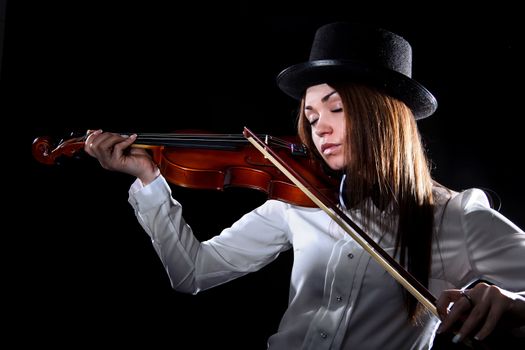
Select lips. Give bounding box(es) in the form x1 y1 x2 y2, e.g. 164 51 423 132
321 143 341 155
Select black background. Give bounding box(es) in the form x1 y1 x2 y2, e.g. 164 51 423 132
4 2 524 348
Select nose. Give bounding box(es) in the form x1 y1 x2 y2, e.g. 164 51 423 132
314 115 333 137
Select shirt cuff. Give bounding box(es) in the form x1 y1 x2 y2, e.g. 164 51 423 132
128 175 172 212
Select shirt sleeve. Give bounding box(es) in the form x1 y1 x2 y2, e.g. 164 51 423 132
460 189 525 293
127 175 292 294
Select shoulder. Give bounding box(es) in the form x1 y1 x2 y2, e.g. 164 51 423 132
454 188 491 213
441 187 492 225
433 186 492 241
433 186 490 216
442 187 523 239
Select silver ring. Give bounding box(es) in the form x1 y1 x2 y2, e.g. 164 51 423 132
460 290 474 308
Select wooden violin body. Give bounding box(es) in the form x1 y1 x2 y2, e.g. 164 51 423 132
32 131 340 208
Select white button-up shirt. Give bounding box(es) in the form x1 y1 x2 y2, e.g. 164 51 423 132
128 176 525 349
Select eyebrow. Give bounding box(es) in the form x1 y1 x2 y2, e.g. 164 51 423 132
321 90 338 102
305 90 338 110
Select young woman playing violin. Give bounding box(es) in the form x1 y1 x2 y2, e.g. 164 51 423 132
84 22 525 349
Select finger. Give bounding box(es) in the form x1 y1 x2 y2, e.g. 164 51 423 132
452 298 489 343
472 302 504 341
113 134 138 155
437 291 472 335
471 286 507 340
436 290 459 320
94 132 126 153
95 133 136 162
84 129 103 154
436 290 463 334
88 134 136 171
87 133 124 165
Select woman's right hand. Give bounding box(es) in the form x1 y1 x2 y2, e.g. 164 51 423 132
84 130 160 185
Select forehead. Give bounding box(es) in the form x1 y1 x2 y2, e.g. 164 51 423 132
305 83 339 105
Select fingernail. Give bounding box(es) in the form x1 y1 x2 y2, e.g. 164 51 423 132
452 334 462 344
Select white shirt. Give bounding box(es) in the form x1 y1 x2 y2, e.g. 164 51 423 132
128 176 525 349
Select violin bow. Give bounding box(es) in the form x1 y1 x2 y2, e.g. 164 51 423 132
243 126 438 317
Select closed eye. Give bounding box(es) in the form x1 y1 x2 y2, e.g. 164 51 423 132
309 118 319 126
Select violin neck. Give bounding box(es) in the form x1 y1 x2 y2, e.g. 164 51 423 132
134 133 307 155
134 133 246 150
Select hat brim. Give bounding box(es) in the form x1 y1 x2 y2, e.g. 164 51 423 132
277 59 437 120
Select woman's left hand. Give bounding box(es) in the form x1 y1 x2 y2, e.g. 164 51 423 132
436 282 525 343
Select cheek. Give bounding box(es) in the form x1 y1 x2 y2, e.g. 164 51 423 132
312 136 322 154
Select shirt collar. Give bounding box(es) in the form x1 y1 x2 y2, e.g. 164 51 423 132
339 174 347 210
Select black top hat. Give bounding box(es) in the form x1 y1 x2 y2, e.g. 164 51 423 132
277 22 437 119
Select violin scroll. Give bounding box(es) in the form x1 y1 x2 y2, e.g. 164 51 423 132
32 134 86 165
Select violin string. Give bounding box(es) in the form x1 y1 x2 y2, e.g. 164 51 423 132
137 134 245 143
134 133 295 150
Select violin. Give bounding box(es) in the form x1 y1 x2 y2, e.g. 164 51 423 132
32 129 340 208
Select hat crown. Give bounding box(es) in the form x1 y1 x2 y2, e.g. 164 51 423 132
309 22 413 78
276 21 437 119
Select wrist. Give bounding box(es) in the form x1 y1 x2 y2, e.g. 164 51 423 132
139 166 161 186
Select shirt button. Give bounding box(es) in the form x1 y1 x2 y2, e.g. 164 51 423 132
320 331 328 339
336 296 343 302
347 253 354 259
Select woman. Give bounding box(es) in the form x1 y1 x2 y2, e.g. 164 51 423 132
85 22 525 349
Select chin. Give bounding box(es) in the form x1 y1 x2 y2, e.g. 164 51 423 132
326 160 345 171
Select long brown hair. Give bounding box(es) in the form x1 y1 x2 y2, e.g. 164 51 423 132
297 83 435 321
